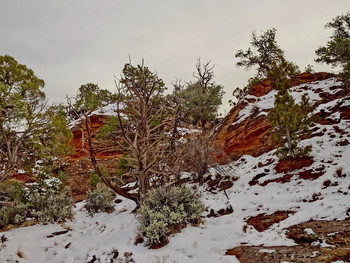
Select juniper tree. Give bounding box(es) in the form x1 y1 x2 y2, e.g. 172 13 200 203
0 55 71 182
234 28 300 108
235 28 299 78
115 62 176 203
267 61 315 159
315 12 350 86
180 59 224 130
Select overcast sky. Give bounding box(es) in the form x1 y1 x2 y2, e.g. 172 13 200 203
0 0 348 114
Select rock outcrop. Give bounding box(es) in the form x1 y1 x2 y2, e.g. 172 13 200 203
215 72 341 161
65 114 121 201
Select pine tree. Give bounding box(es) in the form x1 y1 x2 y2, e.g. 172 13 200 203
115 62 176 203
234 28 299 107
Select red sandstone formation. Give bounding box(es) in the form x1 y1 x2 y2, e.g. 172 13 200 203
215 72 339 161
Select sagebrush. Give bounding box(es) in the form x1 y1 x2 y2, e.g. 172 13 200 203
0 179 73 228
85 188 115 215
137 185 205 246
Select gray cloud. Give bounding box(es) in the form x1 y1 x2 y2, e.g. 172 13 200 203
0 0 348 113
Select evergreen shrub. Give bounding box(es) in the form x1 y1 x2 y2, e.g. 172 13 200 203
0 179 73 228
85 188 115 215
30 187 73 223
138 185 205 246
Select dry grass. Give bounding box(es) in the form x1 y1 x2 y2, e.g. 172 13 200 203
318 248 350 262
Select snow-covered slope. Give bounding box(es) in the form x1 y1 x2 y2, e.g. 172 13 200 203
1 76 349 263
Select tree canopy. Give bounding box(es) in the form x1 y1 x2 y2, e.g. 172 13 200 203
0 55 70 182
116 62 171 202
315 12 350 83
267 61 315 159
179 59 224 130
235 28 299 78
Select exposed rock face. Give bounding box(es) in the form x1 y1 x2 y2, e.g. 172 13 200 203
215 72 338 161
68 114 121 162
65 114 121 201
227 219 350 263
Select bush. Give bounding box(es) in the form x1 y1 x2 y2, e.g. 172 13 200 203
29 187 73 223
0 181 29 228
0 180 73 228
0 202 29 227
138 185 205 246
85 188 115 215
0 180 27 205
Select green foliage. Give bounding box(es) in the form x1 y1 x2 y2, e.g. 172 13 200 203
179 59 224 129
0 202 29 227
0 55 71 182
29 187 73 224
229 76 262 107
39 104 73 168
181 83 224 128
85 188 115 215
267 63 315 159
116 61 171 201
304 64 315 74
68 83 117 120
0 180 27 204
89 172 101 189
138 185 205 246
235 28 299 78
0 55 45 181
97 115 119 139
120 63 166 98
315 12 350 84
316 37 350 67
118 62 168 131
0 179 73 227
116 157 130 178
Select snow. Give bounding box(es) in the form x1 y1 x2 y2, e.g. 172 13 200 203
1 77 349 262
232 77 342 126
304 228 316 235
68 103 122 129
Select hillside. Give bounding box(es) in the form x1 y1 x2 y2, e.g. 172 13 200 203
1 73 350 263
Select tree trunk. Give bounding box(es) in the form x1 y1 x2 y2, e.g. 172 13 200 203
286 128 295 158
84 117 138 204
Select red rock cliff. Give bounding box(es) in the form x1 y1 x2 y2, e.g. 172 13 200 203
215 72 337 161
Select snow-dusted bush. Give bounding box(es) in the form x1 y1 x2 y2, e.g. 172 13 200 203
85 188 115 215
0 203 28 227
30 187 73 223
0 180 72 227
0 180 27 205
138 185 205 246
0 181 29 227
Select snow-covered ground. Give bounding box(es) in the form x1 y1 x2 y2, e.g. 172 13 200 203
1 77 349 262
